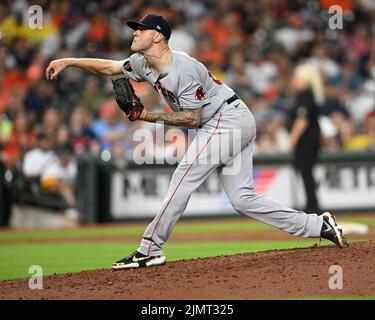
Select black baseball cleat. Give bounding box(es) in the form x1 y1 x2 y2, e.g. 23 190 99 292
112 250 166 270
320 212 348 248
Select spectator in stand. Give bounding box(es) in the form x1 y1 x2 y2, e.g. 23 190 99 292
56 124 71 149
64 10 90 51
69 104 97 156
366 38 375 79
225 50 253 100
246 50 279 96
193 35 225 69
85 11 111 52
24 76 55 123
335 109 375 151
334 112 358 150
365 111 375 150
22 132 56 179
273 13 314 55
307 45 341 81
81 76 105 117
1 111 36 170
328 109 351 149
250 96 272 132
350 24 371 64
0 113 12 148
330 63 362 93
40 146 79 220
320 82 347 116
256 131 276 154
168 13 196 54
346 79 375 129
90 97 132 156
255 111 290 155
318 115 340 152
38 107 61 142
0 46 11 112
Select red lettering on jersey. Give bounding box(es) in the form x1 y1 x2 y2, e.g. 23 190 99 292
155 83 177 103
195 86 205 101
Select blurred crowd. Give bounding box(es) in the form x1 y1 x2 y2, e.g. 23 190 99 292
1 0 375 192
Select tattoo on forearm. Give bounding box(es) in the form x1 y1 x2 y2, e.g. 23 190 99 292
145 109 201 127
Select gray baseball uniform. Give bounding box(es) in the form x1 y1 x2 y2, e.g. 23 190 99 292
122 49 323 256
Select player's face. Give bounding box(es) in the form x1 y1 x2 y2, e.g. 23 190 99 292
131 27 157 52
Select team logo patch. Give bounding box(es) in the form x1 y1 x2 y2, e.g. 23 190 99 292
124 60 132 72
195 86 205 101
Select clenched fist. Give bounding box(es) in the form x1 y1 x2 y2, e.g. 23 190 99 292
46 59 69 80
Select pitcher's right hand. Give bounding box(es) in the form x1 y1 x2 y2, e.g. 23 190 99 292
46 59 69 80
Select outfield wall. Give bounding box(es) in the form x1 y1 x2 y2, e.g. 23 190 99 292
1 151 375 225
93 151 375 221
109 159 375 219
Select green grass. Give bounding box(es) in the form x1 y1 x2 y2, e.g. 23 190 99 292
0 239 327 281
0 226 147 241
0 213 374 281
338 215 375 226
0 221 273 242
0 213 373 242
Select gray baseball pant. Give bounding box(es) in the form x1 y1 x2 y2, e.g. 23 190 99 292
138 101 323 256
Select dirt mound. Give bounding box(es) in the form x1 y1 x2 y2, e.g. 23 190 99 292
1 241 374 300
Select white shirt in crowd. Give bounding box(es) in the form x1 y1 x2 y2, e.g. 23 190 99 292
41 158 77 184
246 61 278 95
22 148 56 178
273 27 314 54
307 57 341 79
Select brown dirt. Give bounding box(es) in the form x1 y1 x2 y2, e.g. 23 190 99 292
1 240 374 300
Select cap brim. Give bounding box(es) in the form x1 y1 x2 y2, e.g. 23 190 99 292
127 21 151 31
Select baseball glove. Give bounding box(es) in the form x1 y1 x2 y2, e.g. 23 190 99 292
112 77 144 121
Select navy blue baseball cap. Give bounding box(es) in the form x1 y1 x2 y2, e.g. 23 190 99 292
127 14 172 40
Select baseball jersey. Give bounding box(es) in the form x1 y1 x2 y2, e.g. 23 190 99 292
122 50 236 125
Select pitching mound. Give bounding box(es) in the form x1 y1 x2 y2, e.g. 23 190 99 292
1 240 374 300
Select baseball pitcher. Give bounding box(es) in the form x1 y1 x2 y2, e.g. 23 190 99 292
46 14 348 270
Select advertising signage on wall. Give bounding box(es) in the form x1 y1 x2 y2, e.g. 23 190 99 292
110 162 375 219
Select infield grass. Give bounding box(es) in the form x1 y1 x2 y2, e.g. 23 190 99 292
0 239 330 281
0 213 373 242
0 214 373 281
0 220 273 242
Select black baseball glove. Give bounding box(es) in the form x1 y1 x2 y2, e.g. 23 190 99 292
112 77 144 121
